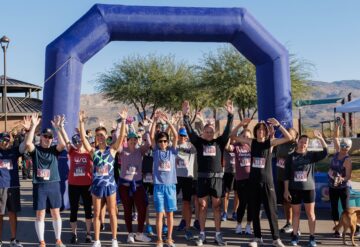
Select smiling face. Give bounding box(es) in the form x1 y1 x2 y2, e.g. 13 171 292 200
254 123 268 140
202 125 215 141
296 136 309 153
95 130 107 146
40 134 53 148
127 137 138 149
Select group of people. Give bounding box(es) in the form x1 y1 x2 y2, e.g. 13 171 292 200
0 100 353 247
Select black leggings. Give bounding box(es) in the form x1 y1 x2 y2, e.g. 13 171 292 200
248 181 279 240
69 184 93 222
236 179 252 223
329 186 349 221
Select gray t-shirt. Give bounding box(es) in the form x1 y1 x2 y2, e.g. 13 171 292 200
285 148 327 190
176 142 197 178
276 142 296 181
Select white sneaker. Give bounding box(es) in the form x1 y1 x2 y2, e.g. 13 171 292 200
92 240 101 247
135 232 151 242
248 237 263 247
112 239 118 247
235 224 243 234
272 239 285 247
127 233 135 243
245 224 253 235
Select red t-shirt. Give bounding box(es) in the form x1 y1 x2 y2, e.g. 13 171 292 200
68 147 93 186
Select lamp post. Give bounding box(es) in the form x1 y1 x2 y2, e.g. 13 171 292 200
0 36 10 132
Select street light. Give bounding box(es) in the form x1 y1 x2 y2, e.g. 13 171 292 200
0 35 10 132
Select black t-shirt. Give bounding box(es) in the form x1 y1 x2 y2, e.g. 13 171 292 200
184 114 233 174
276 142 296 181
249 139 273 183
285 148 328 190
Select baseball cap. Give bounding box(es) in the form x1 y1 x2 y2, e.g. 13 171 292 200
178 128 187 136
71 134 82 145
0 132 10 142
127 132 138 140
41 128 54 138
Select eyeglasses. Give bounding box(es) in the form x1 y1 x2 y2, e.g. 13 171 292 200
179 135 187 137
42 135 53 139
158 139 168 144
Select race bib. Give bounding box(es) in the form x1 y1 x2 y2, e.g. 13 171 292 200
294 171 307 182
125 165 137 175
203 145 216 156
229 153 236 165
158 160 171 172
252 157 266 169
95 164 109 176
143 173 153 183
240 158 251 167
276 158 286 169
0 159 12 170
176 157 188 169
37 168 50 180
74 166 86 177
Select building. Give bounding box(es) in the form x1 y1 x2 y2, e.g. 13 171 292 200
0 75 42 132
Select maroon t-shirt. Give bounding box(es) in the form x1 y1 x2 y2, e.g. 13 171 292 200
234 143 251 181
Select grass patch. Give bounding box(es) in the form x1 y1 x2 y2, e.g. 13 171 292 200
315 155 360 182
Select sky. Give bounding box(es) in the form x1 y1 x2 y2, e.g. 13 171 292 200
1 0 360 96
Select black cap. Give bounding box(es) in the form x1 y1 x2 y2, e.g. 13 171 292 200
41 128 54 138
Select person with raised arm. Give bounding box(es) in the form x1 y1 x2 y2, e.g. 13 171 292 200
57 117 93 244
20 114 66 247
182 100 233 246
284 130 328 247
150 110 178 247
79 110 127 247
232 118 292 247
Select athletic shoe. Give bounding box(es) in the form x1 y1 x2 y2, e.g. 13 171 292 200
214 233 226 246
55 240 66 247
39 241 46 247
290 235 299 246
111 239 118 247
85 233 92 243
70 234 78 244
0 241 2 247
132 212 138 221
163 224 168 235
195 233 206 246
245 224 252 235
146 224 155 236
156 240 163 247
248 238 263 247
334 230 342 238
221 212 228 221
177 219 186 231
280 222 293 233
193 220 200 231
92 240 101 247
135 233 151 242
308 236 317 247
10 240 23 247
272 239 285 247
232 212 237 221
235 224 243 234
127 233 135 244
166 239 176 247
185 230 194 241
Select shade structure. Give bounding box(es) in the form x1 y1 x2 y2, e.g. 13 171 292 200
335 98 360 113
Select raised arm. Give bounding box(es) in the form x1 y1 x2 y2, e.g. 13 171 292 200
182 101 200 145
19 115 36 153
51 115 66 152
23 113 41 153
150 111 160 149
140 118 152 155
312 129 328 162
79 111 93 154
160 111 178 148
218 100 234 147
268 118 292 147
110 109 127 155
333 117 344 153
57 115 72 151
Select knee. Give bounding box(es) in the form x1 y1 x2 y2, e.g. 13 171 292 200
199 201 207 211
212 201 221 211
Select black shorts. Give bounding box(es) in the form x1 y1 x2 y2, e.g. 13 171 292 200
223 173 236 192
289 189 315 205
176 177 196 202
197 177 224 198
0 187 21 214
276 181 285 205
143 182 154 196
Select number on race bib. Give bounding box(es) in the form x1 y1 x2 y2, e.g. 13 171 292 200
176 158 188 169
276 159 285 169
95 164 109 176
158 160 171 172
74 167 85 177
143 173 153 183
203 145 216 156
240 158 251 167
0 159 12 170
294 171 307 182
37 169 50 180
252 157 266 169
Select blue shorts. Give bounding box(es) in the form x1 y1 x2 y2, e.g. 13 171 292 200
153 184 177 213
33 182 62 211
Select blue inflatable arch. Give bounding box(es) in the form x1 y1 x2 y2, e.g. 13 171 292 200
43 4 292 134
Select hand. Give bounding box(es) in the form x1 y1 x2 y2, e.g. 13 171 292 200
242 118 252 126
22 115 32 130
225 100 234 114
159 111 169 123
99 121 105 127
119 109 128 120
313 130 323 139
154 110 161 121
182 101 190 116
51 115 61 129
284 190 292 202
267 118 280 127
59 114 66 128
79 111 87 123
30 113 41 128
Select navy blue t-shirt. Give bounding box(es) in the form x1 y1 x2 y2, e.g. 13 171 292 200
31 145 61 184
0 147 21 188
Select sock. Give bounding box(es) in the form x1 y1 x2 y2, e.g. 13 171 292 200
216 232 221 237
35 220 45 242
52 220 62 240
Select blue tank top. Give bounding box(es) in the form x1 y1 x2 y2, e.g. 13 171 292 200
328 152 349 189
92 146 116 189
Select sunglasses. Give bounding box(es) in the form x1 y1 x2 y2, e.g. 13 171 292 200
42 135 53 139
158 139 168 144
179 135 187 137
340 145 350 149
